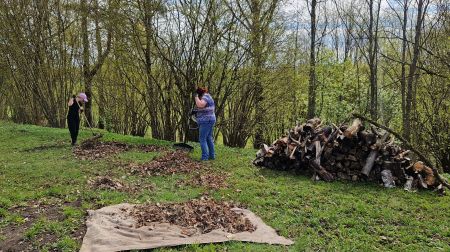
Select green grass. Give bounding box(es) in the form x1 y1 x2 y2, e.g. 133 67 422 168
116 150 160 164
0 120 449 251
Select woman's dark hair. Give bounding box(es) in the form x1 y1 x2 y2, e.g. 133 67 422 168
196 87 208 97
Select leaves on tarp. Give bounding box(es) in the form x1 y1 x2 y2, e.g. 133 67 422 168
127 198 255 235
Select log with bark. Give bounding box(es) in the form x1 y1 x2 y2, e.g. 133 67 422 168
361 131 390 177
253 116 448 194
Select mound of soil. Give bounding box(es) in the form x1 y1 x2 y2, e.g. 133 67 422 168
129 151 203 176
128 198 255 234
179 172 229 190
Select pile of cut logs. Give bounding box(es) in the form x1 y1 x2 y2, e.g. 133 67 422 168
253 116 448 194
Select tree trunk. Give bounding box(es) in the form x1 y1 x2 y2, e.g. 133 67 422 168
404 0 426 141
80 0 112 127
94 0 105 129
143 0 160 139
343 15 353 62
367 0 381 121
400 0 409 138
81 0 93 126
307 0 317 119
252 0 264 149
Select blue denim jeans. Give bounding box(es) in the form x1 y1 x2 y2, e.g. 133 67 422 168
198 121 215 161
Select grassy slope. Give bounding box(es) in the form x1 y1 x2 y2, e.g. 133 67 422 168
0 121 449 251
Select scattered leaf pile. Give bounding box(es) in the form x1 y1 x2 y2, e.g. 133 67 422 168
128 198 255 234
88 176 126 190
74 141 130 160
88 176 155 193
129 151 203 175
136 144 164 153
73 138 163 160
179 172 229 190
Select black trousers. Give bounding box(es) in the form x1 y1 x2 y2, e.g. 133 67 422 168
67 117 80 145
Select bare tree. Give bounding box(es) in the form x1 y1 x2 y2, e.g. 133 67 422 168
225 0 280 148
80 0 112 126
404 0 429 140
367 0 382 120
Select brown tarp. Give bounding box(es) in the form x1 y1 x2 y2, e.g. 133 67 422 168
80 203 294 252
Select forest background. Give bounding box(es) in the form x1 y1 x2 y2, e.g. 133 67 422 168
0 0 448 172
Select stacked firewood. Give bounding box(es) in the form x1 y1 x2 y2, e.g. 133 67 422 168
253 117 447 194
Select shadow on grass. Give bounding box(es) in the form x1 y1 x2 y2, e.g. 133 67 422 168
21 143 68 152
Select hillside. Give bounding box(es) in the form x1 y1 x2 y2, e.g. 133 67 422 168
0 121 449 251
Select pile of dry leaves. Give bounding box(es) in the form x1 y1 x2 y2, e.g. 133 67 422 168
179 172 229 190
88 176 155 193
128 198 255 235
74 141 130 160
73 138 163 160
129 151 203 176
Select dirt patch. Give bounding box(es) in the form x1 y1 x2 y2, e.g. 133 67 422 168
73 139 163 160
178 172 229 190
0 200 85 252
127 198 255 235
129 150 204 176
88 176 154 193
